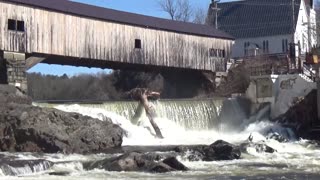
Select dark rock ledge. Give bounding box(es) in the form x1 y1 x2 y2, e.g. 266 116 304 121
84 152 189 173
0 85 125 154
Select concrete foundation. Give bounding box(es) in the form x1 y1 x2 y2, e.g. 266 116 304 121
246 75 275 115
272 74 316 118
245 74 316 119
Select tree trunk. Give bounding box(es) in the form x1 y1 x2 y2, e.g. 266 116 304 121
129 88 164 139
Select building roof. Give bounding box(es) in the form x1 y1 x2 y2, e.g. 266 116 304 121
3 0 234 40
210 0 301 39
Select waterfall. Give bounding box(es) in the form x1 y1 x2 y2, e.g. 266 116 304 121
36 97 298 146
37 98 225 131
154 99 224 130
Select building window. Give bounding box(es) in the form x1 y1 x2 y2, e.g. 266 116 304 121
282 39 288 52
244 42 249 56
17 20 25 32
209 48 216 57
135 39 141 49
263 40 269 53
8 19 16 30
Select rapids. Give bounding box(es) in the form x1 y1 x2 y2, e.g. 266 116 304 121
1 99 320 179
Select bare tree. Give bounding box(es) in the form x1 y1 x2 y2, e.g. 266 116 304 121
175 0 193 22
158 0 194 22
193 7 207 24
158 0 177 20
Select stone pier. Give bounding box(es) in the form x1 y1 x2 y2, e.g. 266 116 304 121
0 51 27 93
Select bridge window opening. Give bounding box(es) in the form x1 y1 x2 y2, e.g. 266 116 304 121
8 19 16 30
209 48 216 57
135 39 141 49
209 48 225 58
17 20 25 32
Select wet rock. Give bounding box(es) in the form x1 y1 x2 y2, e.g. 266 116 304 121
204 140 241 161
0 85 125 154
0 85 32 105
48 171 71 176
266 132 288 142
85 152 188 173
185 149 205 161
240 142 276 153
162 157 188 171
149 162 175 173
175 140 241 161
0 159 53 176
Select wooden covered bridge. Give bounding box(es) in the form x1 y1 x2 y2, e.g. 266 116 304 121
0 0 234 91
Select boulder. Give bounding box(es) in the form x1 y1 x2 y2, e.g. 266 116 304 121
266 132 288 143
0 85 32 105
0 85 125 154
84 152 188 173
175 140 241 161
240 142 276 154
204 140 241 161
162 157 188 171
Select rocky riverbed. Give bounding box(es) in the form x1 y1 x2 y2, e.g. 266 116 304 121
1 84 320 179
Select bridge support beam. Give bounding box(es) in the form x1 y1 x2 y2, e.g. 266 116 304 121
0 51 27 93
26 56 46 70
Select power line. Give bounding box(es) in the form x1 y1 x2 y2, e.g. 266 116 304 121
219 21 294 27
218 2 300 7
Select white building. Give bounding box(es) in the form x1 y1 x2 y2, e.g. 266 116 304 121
209 0 317 59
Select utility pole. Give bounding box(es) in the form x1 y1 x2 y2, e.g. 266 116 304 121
290 0 297 70
211 0 221 29
292 0 295 43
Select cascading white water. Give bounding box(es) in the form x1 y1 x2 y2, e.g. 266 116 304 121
49 98 295 146
46 98 224 131
0 160 53 176
3 99 320 179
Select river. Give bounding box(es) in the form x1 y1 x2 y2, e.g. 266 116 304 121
1 99 320 179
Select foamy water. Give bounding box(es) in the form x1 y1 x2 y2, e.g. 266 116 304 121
1 104 320 179
54 104 295 146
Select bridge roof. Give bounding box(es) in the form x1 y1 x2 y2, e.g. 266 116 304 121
4 0 234 40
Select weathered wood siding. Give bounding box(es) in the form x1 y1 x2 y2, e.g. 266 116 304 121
0 1 233 71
